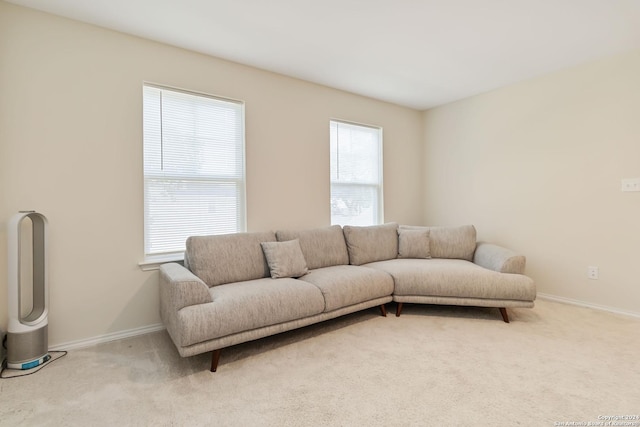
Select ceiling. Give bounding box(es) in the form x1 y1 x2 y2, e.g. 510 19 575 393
7 0 640 110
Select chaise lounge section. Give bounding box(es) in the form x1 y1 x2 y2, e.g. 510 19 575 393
352 224 535 321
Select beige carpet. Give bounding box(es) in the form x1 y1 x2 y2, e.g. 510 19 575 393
1 299 639 426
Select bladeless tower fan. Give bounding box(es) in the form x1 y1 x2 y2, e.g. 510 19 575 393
7 211 51 370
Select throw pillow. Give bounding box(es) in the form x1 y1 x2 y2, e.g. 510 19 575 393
400 224 476 261
260 239 309 279
398 228 431 259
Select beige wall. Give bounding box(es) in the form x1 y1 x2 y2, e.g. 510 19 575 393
0 3 424 345
423 49 640 315
3 2 637 349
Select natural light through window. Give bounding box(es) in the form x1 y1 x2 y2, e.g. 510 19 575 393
330 120 383 226
143 84 246 260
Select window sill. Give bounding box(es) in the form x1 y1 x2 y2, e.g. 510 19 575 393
138 253 184 271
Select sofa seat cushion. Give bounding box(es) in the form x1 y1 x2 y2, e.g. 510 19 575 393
176 278 325 347
365 259 536 302
298 265 394 312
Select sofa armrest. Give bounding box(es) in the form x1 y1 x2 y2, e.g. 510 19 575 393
159 262 213 312
473 242 526 274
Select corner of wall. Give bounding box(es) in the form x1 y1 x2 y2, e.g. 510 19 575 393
1 328 6 369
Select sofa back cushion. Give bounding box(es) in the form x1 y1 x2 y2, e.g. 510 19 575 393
276 225 349 270
400 224 476 261
185 231 276 287
343 223 399 266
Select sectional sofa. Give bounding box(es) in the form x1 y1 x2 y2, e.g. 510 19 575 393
159 223 536 372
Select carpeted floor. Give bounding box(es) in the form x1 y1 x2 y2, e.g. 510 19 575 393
1 299 639 426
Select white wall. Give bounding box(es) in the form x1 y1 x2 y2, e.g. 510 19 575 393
0 2 424 345
423 49 640 315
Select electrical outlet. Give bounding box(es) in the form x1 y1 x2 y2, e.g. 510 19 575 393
587 266 599 280
621 178 640 192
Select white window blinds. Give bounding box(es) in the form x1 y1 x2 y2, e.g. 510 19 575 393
330 120 383 226
143 84 246 259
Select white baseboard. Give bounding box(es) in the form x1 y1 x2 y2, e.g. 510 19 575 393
537 293 640 319
49 323 166 352
45 295 640 352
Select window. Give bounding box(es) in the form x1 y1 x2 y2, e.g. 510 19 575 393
143 84 245 261
330 120 383 226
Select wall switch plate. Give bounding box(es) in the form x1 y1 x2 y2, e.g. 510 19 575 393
587 266 599 280
621 178 640 192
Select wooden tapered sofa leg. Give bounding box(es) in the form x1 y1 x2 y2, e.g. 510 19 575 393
379 304 388 317
395 302 404 317
499 307 510 323
210 349 222 372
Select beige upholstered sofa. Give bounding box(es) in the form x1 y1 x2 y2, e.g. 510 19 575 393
159 223 535 372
